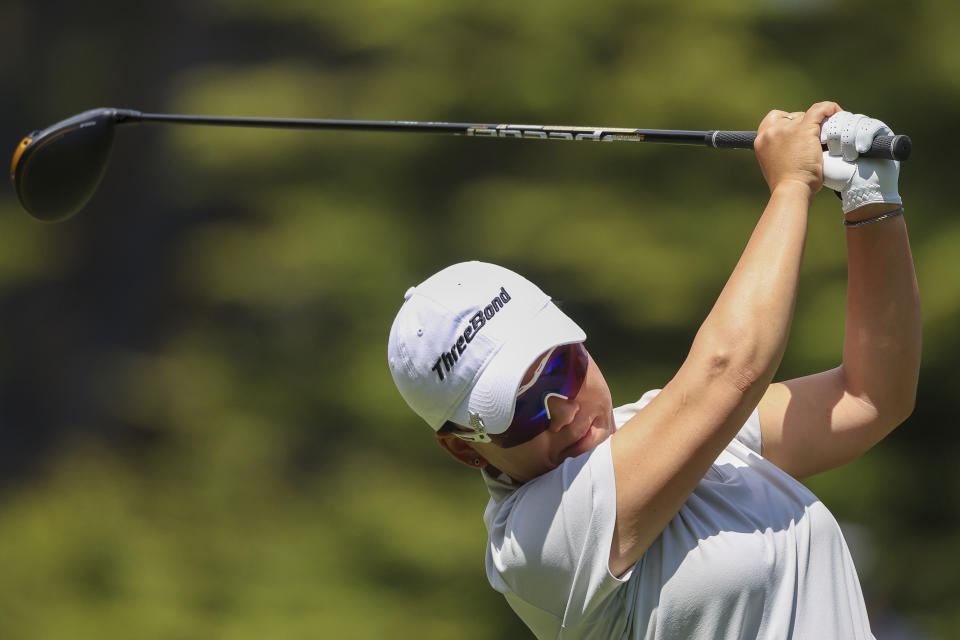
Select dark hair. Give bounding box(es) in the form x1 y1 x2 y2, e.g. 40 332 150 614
438 421 460 434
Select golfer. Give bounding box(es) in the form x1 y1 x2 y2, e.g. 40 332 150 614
387 101 921 639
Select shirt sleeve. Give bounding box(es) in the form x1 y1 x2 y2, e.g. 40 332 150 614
734 406 763 455
484 438 627 630
618 390 762 457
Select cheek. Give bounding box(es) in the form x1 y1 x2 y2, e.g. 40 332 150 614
515 433 556 463
485 438 558 484
479 435 552 469
583 360 612 407
582 364 616 433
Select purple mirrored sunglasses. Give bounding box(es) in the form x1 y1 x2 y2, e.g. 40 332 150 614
445 343 589 448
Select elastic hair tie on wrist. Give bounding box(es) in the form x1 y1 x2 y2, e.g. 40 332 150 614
843 207 904 228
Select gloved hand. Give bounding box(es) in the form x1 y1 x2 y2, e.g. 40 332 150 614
821 111 902 214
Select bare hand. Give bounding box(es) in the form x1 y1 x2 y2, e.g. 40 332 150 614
754 101 843 196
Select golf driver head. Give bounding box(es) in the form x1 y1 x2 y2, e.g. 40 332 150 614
10 108 133 222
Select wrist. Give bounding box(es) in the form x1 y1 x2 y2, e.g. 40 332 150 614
844 201 903 223
771 180 816 203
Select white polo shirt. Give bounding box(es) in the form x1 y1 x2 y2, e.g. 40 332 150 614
482 390 874 639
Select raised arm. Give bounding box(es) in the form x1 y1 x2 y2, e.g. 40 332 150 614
759 112 922 480
607 101 842 576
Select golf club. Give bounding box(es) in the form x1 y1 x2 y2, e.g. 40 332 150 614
11 107 913 222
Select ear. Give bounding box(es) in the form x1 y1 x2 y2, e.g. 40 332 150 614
436 432 486 469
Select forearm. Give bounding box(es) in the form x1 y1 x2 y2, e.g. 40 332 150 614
610 183 813 570
692 182 811 393
842 202 922 420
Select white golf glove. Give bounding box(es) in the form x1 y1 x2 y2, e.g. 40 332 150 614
821 111 902 214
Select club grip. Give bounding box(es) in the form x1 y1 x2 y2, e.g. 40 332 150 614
707 130 911 161
865 134 911 161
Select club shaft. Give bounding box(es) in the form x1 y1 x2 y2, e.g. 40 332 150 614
134 112 711 143
112 109 911 160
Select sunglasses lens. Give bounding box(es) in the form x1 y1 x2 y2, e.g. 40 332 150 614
492 343 588 448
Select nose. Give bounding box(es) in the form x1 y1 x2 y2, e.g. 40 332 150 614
545 393 579 432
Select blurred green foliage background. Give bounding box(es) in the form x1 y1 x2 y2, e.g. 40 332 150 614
1 0 957 638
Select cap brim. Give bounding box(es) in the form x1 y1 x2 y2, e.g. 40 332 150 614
449 301 586 435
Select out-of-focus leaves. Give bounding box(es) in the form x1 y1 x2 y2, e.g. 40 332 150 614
1 0 957 638
0 203 60 290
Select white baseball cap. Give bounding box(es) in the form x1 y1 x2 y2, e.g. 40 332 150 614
387 261 586 438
